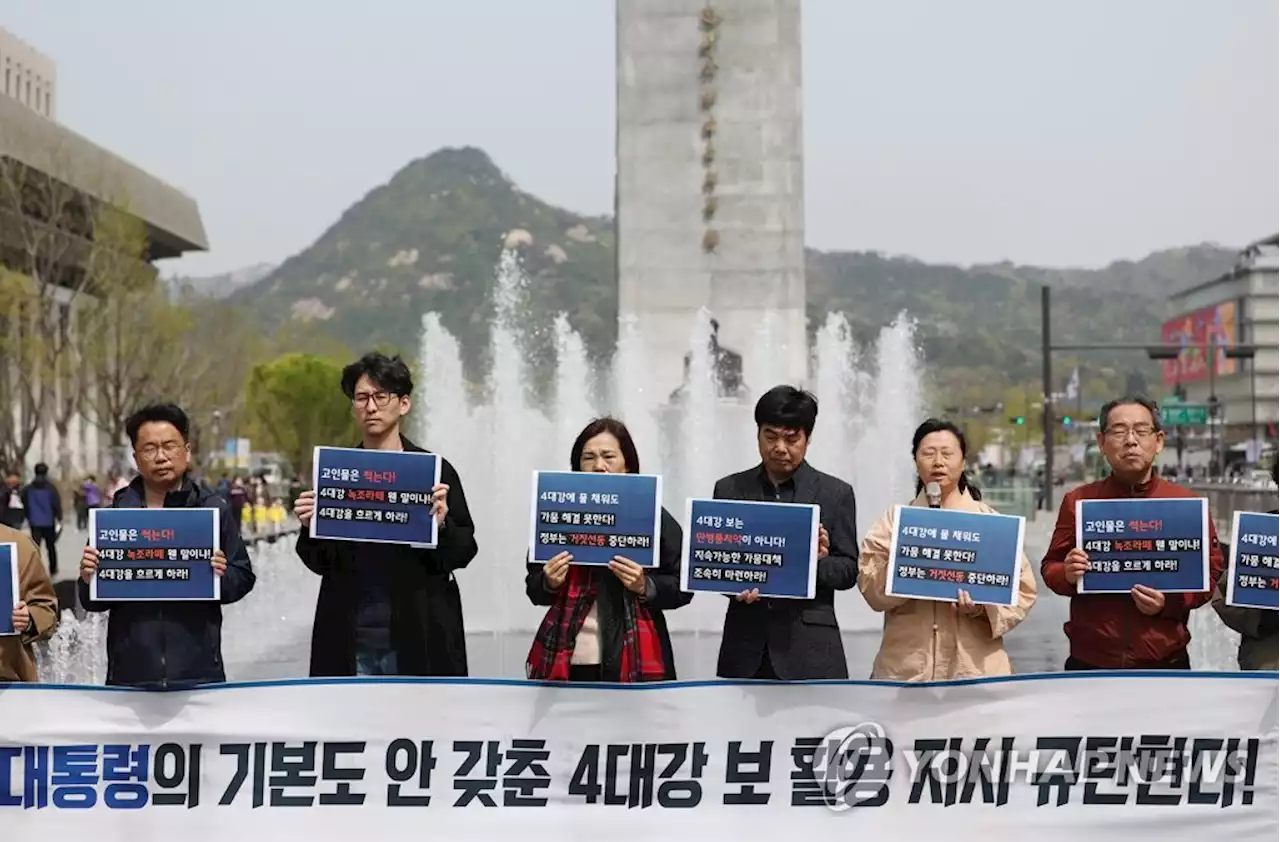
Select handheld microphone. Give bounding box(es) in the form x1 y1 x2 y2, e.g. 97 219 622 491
925 481 943 509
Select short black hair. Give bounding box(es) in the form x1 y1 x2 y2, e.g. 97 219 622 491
125 403 191 446
754 385 818 437
570 417 641 474
34 462 48 476
341 352 414 399
1098 394 1162 433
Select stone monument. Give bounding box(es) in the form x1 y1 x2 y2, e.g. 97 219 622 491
616 0 808 401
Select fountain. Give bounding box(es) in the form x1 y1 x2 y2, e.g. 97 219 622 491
33 249 1247 682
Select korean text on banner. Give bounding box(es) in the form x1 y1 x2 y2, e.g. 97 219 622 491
0 675 1276 839
681 498 818 598
310 447 441 547
885 506 1025 606
1226 511 1279 611
0 542 17 635
88 508 220 602
528 471 663 568
1076 497 1210 594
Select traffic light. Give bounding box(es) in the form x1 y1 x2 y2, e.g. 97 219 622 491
1060 415 1072 426
1009 416 1025 426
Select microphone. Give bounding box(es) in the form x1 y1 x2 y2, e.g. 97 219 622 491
925 481 943 509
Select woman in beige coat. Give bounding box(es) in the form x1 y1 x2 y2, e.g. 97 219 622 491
858 419 1037 681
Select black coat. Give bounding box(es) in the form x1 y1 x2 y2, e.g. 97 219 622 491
525 507 693 680
296 438 478 676
712 461 860 680
77 476 256 689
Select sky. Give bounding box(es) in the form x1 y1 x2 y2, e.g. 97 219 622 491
3 0 1277 278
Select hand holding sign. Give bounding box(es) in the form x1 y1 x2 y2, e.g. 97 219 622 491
817 524 830 560
212 549 228 577
1064 547 1090 585
80 546 99 584
1131 584 1165 616
432 483 449 525
608 556 647 596
543 551 573 589
956 589 984 618
10 601 28 634
294 490 316 527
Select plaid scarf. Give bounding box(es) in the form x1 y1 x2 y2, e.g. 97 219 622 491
526 566 667 682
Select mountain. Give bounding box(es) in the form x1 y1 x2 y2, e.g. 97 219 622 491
229 146 1240 399
167 262 276 300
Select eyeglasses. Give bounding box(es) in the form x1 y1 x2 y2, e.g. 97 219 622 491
1104 425 1158 442
352 391 397 409
137 442 185 460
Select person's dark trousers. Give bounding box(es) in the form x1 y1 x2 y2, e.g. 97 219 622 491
568 665 603 682
1065 655 1191 671
752 651 780 680
30 525 58 575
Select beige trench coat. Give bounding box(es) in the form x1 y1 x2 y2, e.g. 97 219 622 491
858 489 1038 681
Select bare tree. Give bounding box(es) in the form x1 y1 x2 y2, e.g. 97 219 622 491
0 272 45 471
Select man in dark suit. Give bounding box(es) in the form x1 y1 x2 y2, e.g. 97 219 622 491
714 385 859 680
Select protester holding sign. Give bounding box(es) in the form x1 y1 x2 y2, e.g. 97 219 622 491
293 352 478 677
1041 395 1225 671
1210 462 1278 670
858 419 1037 681
713 386 858 680
76 404 255 689
525 418 692 682
0 523 57 682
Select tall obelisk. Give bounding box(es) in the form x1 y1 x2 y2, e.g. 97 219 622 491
616 0 808 401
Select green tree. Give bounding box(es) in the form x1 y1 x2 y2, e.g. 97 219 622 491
244 354 357 478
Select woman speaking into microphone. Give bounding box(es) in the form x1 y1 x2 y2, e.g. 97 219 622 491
856 419 1038 681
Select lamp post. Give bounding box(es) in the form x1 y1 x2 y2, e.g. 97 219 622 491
1224 347 1258 463
1145 347 1184 470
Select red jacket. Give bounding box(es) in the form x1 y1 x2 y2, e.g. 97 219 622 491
1041 474 1225 668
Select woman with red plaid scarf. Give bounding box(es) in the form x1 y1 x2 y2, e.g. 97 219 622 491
525 418 693 682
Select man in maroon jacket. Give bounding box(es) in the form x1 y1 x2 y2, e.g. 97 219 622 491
1042 394 1225 670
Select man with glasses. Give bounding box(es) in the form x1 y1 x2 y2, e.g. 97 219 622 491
77 403 256 688
293 352 478 677
1041 395 1225 671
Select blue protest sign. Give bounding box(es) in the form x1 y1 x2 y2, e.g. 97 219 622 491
310 446 442 547
1225 511 1279 611
0 542 17 636
88 508 221 602
884 506 1025 606
528 471 663 568
680 498 818 599
1075 497 1209 594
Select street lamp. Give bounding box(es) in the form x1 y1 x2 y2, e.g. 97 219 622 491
1224 347 1258 462
1145 346 1186 469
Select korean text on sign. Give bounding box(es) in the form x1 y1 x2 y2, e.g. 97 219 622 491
88 508 220 602
311 446 442 547
1075 497 1210 594
680 498 819 599
885 505 1025 607
1225 511 1279 611
528 471 663 567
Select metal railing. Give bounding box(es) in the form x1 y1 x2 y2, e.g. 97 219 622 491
1190 483 1279 534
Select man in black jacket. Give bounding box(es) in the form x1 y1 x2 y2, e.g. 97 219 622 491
714 386 860 680
293 352 478 677
77 403 256 689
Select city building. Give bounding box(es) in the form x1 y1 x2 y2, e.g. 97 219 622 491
0 26 207 477
1161 234 1279 459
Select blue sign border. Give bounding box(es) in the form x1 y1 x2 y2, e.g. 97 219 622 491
1225 510 1279 611
1074 497 1210 594
87 508 222 602
883 505 1026 607
526 470 664 568
0 542 17 636
679 497 819 600
310 446 442 547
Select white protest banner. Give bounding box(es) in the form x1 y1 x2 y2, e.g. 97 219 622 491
1 673 1276 840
